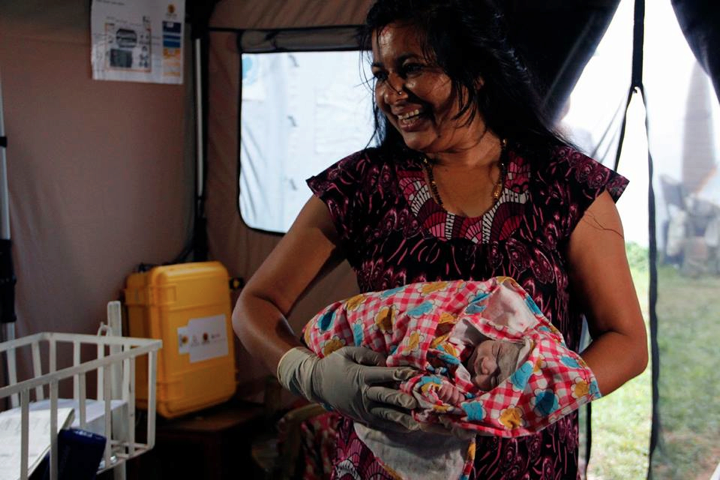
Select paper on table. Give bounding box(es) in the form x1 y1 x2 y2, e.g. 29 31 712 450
21 399 127 438
0 407 74 480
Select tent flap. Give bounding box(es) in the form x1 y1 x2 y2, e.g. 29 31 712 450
671 0 720 102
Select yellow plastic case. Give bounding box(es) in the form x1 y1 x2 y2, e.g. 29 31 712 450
125 261 236 418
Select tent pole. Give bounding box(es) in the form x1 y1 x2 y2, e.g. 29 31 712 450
191 34 208 262
0 72 9 240
194 37 204 205
0 69 17 347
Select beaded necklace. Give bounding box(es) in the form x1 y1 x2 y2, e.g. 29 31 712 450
421 138 507 208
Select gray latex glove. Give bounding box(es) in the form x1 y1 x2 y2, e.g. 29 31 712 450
277 346 422 432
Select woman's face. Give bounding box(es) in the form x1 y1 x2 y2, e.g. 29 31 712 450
371 22 485 154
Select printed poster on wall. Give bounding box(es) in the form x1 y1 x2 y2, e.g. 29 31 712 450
91 0 185 84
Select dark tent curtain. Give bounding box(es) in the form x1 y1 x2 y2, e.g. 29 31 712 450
672 0 720 102
503 1 621 121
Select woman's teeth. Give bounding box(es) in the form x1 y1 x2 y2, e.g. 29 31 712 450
398 109 422 123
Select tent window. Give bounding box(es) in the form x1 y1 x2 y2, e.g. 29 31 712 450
239 51 375 233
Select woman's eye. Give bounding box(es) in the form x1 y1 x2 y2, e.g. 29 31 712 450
401 63 423 75
372 70 388 82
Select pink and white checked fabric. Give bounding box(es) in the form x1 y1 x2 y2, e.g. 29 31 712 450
302 277 601 438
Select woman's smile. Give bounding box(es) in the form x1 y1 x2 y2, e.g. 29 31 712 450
396 108 428 130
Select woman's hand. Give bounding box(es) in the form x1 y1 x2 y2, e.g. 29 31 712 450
277 346 422 432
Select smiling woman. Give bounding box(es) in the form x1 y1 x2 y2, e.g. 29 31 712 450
233 1 647 479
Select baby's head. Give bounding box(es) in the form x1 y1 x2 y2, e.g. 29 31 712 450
465 337 522 390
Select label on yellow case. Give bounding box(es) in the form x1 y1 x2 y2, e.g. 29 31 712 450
177 315 229 363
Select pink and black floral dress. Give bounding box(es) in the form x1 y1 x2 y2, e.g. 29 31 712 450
306 141 628 480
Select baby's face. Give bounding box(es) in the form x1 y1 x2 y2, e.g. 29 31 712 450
467 339 504 390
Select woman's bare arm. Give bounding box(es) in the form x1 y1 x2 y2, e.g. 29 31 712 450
569 191 649 396
232 195 346 374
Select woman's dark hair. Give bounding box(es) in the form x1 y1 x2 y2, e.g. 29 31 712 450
359 0 572 153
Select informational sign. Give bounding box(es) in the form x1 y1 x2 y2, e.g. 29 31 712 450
91 0 185 84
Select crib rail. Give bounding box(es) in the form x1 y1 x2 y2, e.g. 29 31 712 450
0 331 161 480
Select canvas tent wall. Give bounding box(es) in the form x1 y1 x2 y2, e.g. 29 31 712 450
0 1 194 350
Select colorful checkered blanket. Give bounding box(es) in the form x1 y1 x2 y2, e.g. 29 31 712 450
303 277 601 438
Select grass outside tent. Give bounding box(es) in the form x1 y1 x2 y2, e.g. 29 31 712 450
587 243 720 480
651 264 720 479
587 242 652 480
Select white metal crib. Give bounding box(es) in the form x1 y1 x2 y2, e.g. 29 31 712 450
0 302 161 480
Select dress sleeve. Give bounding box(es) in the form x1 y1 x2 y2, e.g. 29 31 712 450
306 150 368 263
539 145 629 239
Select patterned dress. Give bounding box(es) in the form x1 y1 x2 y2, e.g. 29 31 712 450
306 141 628 480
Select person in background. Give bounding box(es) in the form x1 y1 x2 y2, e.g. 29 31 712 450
233 0 648 477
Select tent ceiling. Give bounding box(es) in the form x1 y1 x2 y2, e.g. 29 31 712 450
208 0 622 30
210 0 374 30
0 0 88 42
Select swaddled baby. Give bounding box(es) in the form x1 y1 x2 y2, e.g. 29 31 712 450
435 335 522 405
303 277 600 480
303 277 600 435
